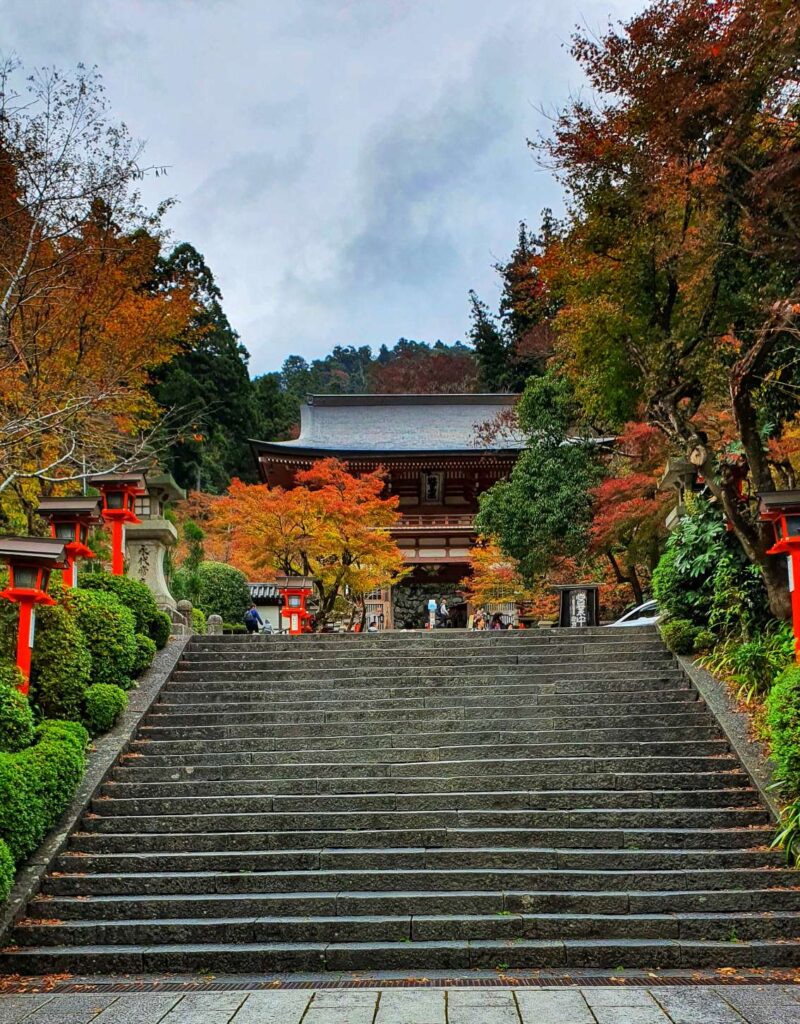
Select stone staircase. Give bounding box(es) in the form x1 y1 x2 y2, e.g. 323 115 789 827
4 627 800 975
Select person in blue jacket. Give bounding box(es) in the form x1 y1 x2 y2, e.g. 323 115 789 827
244 602 263 635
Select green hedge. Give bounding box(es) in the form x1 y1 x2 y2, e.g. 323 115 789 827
30 603 92 719
0 686 35 753
151 610 172 649
0 840 13 903
194 562 250 624
191 607 206 634
66 589 138 688
132 633 157 676
766 666 800 792
659 618 698 655
84 684 128 735
78 573 169 648
0 719 87 864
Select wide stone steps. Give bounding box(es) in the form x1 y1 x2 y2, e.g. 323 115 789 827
4 626 798 975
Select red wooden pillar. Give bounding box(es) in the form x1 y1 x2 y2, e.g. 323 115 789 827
88 473 146 576
758 491 800 664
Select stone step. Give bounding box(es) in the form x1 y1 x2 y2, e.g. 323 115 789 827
104 772 751 799
7 936 800 974
30 886 800 922
150 691 699 716
40 865 796 898
79 807 769 835
15 909 800 949
113 753 742 782
69 823 771 856
135 720 720 745
52 847 784 878
91 787 760 817
161 676 689 701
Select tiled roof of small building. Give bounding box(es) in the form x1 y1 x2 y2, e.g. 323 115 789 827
252 394 525 454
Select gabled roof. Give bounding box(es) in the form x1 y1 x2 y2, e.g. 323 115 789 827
251 393 525 457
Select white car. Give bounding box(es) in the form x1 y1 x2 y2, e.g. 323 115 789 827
608 599 660 627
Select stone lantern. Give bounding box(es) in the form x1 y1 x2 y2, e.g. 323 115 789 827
758 490 800 662
89 472 146 576
36 496 102 587
0 536 67 693
124 471 186 611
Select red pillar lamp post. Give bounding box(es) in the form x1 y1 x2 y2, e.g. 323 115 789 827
36 497 102 588
0 537 67 694
275 576 315 635
758 490 800 663
88 473 146 576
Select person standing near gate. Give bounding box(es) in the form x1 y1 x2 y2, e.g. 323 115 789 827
427 596 437 629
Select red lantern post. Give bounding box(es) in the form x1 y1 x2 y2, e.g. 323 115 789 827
89 473 146 576
0 537 67 694
758 490 800 663
36 497 102 587
275 576 315 635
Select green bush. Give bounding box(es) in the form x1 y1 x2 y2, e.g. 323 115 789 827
132 633 157 676
0 719 87 864
222 622 247 634
0 686 35 753
150 610 172 649
766 666 800 792
700 622 795 705
659 618 698 654
0 662 23 691
84 684 128 735
693 629 716 653
78 572 166 647
195 562 250 624
191 607 206 635
0 840 14 903
652 548 700 623
30 603 92 719
66 589 138 688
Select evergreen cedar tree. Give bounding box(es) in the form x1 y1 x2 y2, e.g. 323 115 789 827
211 459 408 629
528 0 800 618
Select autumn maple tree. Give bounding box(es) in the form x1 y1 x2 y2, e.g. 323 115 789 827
0 61 194 524
537 0 800 616
212 459 408 628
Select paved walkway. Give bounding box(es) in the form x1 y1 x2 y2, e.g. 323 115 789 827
1 986 800 1023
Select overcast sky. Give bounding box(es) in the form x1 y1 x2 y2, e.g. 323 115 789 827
1 0 641 375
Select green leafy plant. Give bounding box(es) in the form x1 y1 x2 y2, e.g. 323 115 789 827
0 839 14 903
222 622 247 634
65 589 138 688
693 629 716 654
773 797 800 866
191 607 207 634
765 666 800 790
132 633 157 676
0 686 35 754
0 719 87 864
0 663 23 691
701 624 795 706
30 603 92 719
150 610 172 650
659 618 697 655
191 561 251 624
78 572 166 648
84 684 128 735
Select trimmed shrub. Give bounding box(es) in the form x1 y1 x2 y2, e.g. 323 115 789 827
222 622 247 634
0 719 87 864
84 684 128 735
78 572 166 647
766 666 800 792
191 607 207 634
0 663 23 691
659 618 697 655
693 629 716 654
0 686 35 753
132 633 157 676
150 610 172 650
30 603 92 720
195 562 250 624
0 840 13 903
66 589 138 688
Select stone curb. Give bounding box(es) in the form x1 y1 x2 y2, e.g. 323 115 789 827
678 653 782 823
0 634 191 943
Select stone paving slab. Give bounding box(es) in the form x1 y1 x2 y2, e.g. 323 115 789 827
1 986 800 1023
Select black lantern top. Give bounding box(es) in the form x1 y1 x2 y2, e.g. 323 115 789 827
88 472 146 518
37 497 102 547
